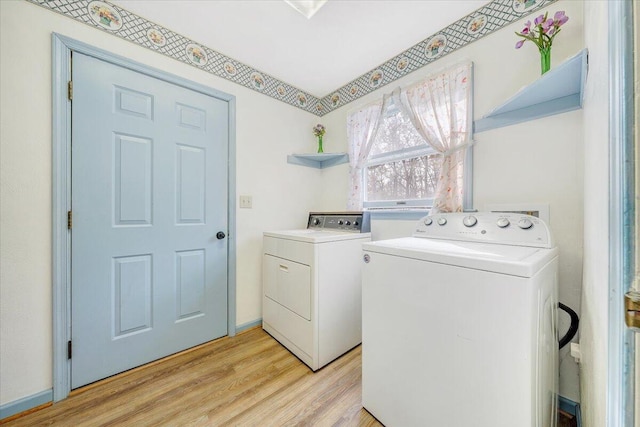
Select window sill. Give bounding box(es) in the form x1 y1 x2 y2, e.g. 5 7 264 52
366 208 430 221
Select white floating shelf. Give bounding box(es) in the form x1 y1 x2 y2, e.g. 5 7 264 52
287 153 349 169
474 49 588 133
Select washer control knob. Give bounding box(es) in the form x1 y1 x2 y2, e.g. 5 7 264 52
423 217 433 226
517 218 533 229
496 218 510 228
338 220 344 225
312 218 321 226
345 220 351 226
463 216 478 227
437 217 447 226
354 220 359 226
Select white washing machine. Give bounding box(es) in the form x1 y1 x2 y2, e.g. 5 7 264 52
361 212 558 427
263 212 371 371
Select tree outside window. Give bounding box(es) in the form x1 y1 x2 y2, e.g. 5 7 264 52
363 99 441 207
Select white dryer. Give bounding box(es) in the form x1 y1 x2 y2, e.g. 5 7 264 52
263 212 371 371
361 212 559 427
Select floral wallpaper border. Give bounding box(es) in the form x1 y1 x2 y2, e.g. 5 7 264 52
27 0 557 116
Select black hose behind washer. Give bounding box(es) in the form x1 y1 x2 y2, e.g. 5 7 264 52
558 302 579 349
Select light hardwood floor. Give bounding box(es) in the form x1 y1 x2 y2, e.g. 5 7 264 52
2 327 382 427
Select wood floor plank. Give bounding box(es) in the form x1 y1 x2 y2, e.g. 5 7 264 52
230 351 360 426
2 328 381 427
95 336 284 426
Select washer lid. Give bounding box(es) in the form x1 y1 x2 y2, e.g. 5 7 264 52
264 229 371 243
362 237 558 277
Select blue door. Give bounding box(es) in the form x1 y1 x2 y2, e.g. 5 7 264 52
71 52 228 388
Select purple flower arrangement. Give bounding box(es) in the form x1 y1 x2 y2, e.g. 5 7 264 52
313 124 326 153
313 124 326 137
515 11 569 50
515 11 569 74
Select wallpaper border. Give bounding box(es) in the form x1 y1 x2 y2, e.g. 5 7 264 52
26 0 557 116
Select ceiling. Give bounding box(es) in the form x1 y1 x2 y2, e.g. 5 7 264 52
112 0 490 97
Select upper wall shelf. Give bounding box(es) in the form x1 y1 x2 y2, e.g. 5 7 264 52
474 49 588 133
287 153 349 169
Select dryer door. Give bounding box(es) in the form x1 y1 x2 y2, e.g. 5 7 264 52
263 255 311 320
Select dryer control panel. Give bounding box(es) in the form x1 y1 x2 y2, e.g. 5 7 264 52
414 212 553 248
307 212 371 233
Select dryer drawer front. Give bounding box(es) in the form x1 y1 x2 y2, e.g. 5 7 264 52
263 297 313 358
263 236 313 265
264 255 311 320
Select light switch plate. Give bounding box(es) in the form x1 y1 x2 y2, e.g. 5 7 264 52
239 195 252 209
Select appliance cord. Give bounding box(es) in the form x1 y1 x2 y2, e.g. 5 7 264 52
558 302 579 349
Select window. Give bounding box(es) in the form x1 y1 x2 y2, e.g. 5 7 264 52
363 99 441 208
347 63 472 213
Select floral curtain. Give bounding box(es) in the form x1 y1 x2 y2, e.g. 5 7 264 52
401 63 473 213
346 97 385 210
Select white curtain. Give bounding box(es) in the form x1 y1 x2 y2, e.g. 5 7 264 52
346 97 386 210
401 63 472 213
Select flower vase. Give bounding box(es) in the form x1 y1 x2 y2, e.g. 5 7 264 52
317 136 324 153
539 47 551 75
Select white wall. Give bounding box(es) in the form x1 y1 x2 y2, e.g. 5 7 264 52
320 0 585 402
580 2 611 426
0 0 323 406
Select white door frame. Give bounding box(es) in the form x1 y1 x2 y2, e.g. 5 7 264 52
51 33 237 402
607 1 636 426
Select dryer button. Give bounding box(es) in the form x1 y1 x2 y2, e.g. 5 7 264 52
437 217 447 226
463 216 478 227
517 218 533 229
496 218 510 228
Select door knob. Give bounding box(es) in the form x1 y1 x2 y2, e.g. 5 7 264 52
216 231 226 240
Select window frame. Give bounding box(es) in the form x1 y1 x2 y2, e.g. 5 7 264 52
362 147 473 211
362 144 440 209
360 98 449 210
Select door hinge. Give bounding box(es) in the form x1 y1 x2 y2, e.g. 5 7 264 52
67 340 72 359
68 80 73 101
67 210 72 230
624 291 640 331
